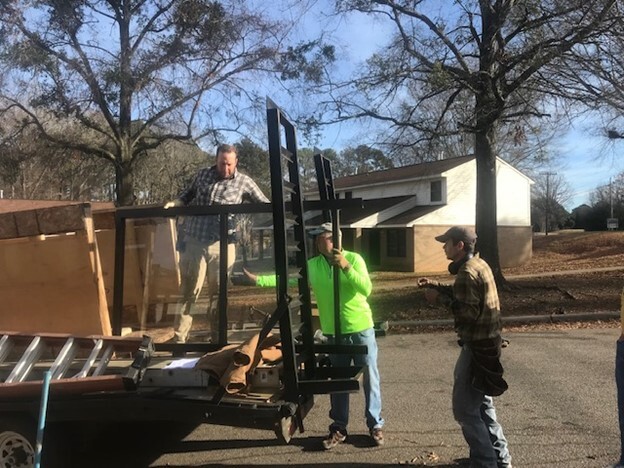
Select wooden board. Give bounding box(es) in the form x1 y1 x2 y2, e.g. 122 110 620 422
0 202 182 335
135 219 181 303
0 231 111 335
96 224 144 320
0 204 91 240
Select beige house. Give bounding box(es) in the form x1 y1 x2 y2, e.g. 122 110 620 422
306 155 533 273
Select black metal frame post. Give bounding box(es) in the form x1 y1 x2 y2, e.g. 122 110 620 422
283 127 315 381
314 152 342 344
112 214 127 336
218 212 229 345
264 103 302 401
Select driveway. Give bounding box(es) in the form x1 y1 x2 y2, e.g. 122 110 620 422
91 327 620 467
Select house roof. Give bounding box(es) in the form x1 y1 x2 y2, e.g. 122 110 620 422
305 196 414 226
333 155 475 190
0 199 115 213
377 204 442 226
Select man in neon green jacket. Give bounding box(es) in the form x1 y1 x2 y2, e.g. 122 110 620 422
244 222 385 449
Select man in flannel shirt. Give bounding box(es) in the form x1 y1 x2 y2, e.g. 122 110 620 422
165 144 269 343
611 289 624 468
418 226 512 468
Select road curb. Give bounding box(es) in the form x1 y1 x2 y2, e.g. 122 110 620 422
389 311 619 328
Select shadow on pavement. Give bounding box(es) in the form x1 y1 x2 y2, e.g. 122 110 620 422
152 464 463 468
75 423 467 468
153 464 462 468
71 421 199 468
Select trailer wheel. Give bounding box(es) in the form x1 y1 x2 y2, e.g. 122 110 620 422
0 417 35 468
274 415 297 444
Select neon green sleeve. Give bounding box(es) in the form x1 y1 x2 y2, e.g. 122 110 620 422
255 274 299 287
256 274 277 288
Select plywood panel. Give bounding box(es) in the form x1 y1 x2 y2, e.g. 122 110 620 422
96 225 144 317
135 220 181 303
0 213 18 239
0 204 90 239
96 218 181 329
92 210 115 230
0 233 110 335
13 211 39 237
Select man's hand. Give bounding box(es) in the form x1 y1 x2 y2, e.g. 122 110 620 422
419 277 440 304
417 278 432 288
423 288 439 304
331 248 351 271
164 199 183 209
242 267 257 284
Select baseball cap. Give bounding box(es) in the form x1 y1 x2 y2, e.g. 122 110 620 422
434 226 477 244
308 222 334 237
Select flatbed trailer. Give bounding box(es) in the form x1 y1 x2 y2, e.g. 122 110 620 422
0 102 366 468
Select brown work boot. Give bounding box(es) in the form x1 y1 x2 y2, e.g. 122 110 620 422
370 427 385 446
322 429 346 450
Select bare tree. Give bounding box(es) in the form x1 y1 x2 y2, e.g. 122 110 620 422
335 145 393 177
555 13 624 150
0 110 113 200
306 0 619 283
531 172 572 234
235 137 271 197
0 0 330 205
131 139 209 204
591 172 624 210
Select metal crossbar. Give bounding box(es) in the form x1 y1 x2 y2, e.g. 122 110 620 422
6 335 44 383
0 334 14 365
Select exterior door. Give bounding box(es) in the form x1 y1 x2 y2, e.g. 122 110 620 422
368 229 381 268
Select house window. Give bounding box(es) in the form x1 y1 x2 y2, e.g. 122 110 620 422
386 229 406 258
345 191 353 199
430 180 442 202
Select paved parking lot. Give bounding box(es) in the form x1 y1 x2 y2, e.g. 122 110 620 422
92 326 621 467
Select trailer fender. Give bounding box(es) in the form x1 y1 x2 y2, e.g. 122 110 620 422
0 415 35 468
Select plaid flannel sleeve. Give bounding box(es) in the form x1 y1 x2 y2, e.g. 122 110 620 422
241 175 269 203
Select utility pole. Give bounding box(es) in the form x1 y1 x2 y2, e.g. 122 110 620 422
607 177 619 231
541 171 556 235
610 177 614 219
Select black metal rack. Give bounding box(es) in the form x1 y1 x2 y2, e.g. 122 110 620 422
314 150 342 344
108 99 366 438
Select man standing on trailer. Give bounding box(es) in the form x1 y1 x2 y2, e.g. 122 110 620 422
165 143 269 343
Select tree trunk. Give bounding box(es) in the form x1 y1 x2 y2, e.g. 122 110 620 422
474 122 505 286
241 243 248 266
114 150 135 206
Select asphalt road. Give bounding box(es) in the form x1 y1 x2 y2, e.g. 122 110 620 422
92 327 621 467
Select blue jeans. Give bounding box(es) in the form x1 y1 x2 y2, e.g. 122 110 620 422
326 328 384 433
453 345 511 468
616 339 624 465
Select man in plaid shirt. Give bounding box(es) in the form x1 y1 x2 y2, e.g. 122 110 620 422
165 144 269 343
418 226 512 468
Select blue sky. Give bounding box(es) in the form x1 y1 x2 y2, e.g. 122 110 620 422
315 103 623 212
297 3 622 212
552 124 624 210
